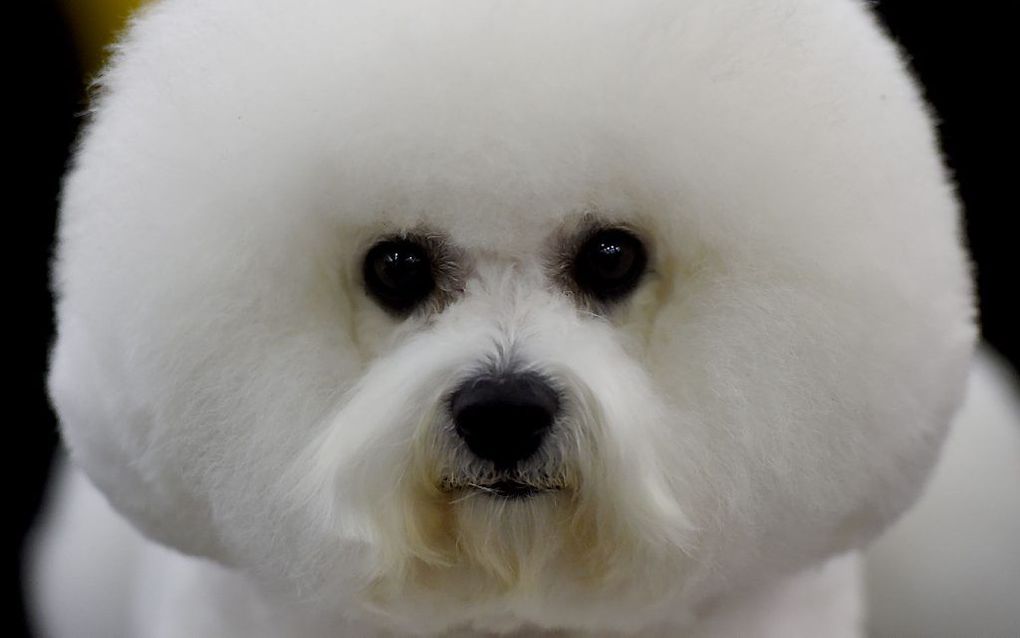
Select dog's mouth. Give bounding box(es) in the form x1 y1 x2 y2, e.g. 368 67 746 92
440 476 565 500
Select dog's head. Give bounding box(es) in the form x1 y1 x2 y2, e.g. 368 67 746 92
50 0 975 633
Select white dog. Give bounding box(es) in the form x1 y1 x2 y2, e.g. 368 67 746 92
28 0 1020 636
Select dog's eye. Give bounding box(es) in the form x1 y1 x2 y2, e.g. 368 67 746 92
572 228 647 301
363 239 435 313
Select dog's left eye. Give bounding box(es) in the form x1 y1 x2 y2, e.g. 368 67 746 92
572 228 648 301
363 239 436 314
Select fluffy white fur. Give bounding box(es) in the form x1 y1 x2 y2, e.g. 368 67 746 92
29 0 1012 635
866 347 1020 637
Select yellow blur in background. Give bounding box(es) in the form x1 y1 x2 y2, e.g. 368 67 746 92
63 0 146 77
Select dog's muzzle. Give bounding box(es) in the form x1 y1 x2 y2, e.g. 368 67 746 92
446 372 562 497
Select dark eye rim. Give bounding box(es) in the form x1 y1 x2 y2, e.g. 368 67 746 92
362 236 437 314
570 226 649 302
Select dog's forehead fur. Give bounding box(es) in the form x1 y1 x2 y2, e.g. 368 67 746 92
81 0 960 259
50 0 976 633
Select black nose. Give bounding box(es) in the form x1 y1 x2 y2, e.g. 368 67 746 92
450 373 560 468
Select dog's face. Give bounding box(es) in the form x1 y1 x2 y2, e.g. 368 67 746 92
50 0 975 633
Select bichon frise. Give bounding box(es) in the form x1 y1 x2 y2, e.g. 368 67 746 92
29 0 1020 636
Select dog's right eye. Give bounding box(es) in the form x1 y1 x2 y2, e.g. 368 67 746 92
362 239 435 314
571 227 647 302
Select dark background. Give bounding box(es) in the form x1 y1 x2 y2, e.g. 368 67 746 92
12 3 1016 636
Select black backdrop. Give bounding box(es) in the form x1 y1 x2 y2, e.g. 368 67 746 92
12 3 1016 636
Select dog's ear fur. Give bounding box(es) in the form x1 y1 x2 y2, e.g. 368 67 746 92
48 316 226 558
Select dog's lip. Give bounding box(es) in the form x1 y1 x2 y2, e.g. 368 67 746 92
440 477 564 499
474 480 553 499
